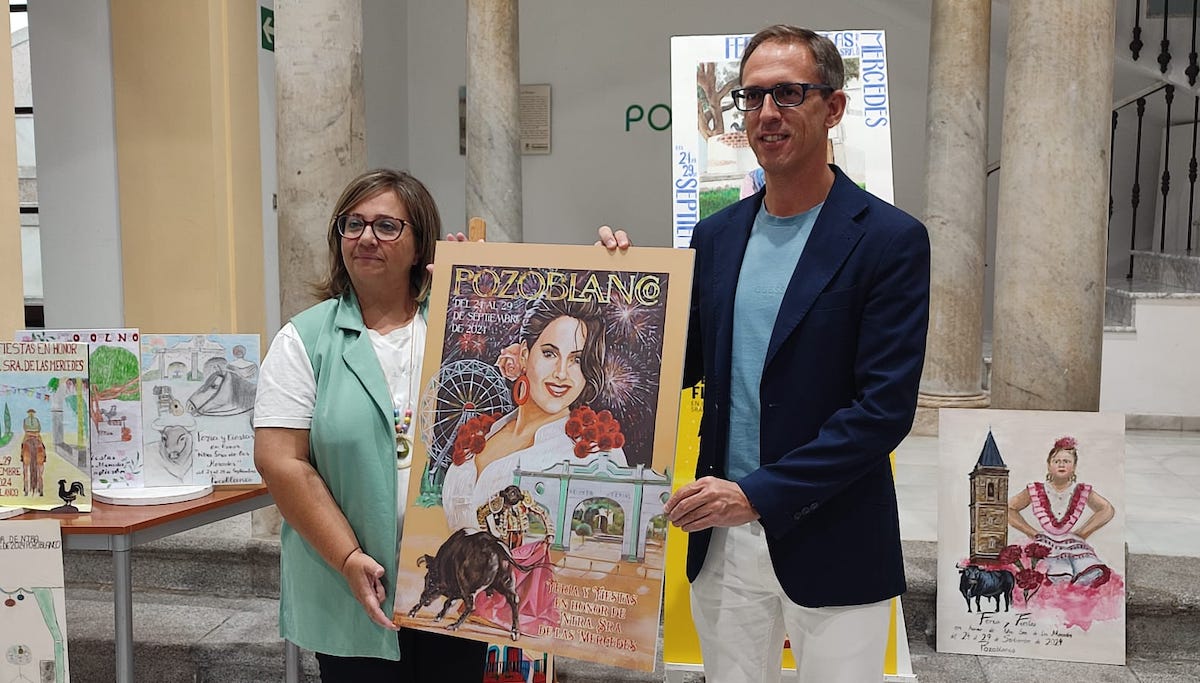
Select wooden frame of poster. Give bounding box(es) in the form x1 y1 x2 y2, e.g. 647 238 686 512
395 241 693 672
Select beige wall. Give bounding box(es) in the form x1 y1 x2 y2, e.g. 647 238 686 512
0 10 24 338
111 0 264 338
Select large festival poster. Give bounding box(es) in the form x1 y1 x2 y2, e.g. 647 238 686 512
396 242 693 671
0 343 91 512
937 409 1126 665
0 519 70 682
17 329 143 490
139 335 261 486
670 30 894 247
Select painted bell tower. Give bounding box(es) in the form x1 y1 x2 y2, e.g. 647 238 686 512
969 429 1010 561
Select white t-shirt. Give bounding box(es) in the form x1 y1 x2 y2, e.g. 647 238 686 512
254 316 426 547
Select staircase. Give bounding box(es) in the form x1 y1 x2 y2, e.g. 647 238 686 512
1101 251 1200 427
61 515 308 683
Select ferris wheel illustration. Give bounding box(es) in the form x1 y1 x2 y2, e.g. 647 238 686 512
419 358 514 476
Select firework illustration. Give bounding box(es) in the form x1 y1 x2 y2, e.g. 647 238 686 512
606 298 661 350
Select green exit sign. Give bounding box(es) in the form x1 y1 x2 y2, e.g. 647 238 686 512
261 7 275 52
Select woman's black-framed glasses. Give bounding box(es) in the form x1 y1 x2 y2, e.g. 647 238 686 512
335 214 410 241
730 83 834 112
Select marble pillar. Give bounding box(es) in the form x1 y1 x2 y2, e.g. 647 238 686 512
990 0 1114 411
275 0 365 322
466 0 522 241
255 0 365 538
913 0 991 435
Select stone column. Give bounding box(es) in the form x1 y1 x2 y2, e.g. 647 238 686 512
990 0 1114 411
466 0 522 241
255 0 365 538
913 0 991 435
275 0 364 322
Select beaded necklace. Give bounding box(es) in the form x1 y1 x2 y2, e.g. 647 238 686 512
394 315 420 468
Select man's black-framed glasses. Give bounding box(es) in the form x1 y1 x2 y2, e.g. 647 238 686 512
335 214 411 241
730 83 833 112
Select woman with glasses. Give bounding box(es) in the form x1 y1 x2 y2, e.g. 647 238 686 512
254 169 485 681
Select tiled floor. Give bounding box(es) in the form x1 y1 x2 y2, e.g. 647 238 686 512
895 429 1200 557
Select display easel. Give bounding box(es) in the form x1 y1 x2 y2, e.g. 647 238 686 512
94 484 214 506
468 215 487 241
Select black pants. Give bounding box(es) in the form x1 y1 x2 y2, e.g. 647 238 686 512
315 628 486 682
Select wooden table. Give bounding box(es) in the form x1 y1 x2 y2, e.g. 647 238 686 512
14 486 274 683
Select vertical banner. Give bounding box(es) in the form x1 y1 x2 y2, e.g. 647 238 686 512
937 409 1127 665
670 30 893 247
397 242 693 672
0 520 70 682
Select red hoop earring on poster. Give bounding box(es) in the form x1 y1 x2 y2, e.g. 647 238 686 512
513 375 530 406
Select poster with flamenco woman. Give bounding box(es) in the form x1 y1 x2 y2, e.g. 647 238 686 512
396 241 693 671
936 409 1126 665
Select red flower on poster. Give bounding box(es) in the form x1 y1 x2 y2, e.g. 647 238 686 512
565 406 625 459
452 413 501 466
995 544 1022 566
1025 542 1051 561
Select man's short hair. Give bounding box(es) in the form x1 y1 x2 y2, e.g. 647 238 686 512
739 25 845 91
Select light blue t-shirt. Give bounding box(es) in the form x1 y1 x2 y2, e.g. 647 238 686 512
726 201 822 482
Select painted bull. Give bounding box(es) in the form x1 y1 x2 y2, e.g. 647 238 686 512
957 564 1015 613
407 529 543 641
187 363 256 416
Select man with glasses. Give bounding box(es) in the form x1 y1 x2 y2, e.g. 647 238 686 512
601 24 929 682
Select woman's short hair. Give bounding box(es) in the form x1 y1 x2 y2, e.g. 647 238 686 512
312 168 441 303
739 24 845 91
520 297 606 408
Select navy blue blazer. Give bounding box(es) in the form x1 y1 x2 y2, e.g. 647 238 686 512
683 166 930 607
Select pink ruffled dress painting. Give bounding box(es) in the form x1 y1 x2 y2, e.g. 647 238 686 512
1006 436 1124 630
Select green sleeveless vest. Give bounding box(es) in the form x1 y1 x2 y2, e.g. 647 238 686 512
278 293 401 660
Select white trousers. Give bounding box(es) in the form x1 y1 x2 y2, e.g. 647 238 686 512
690 522 891 683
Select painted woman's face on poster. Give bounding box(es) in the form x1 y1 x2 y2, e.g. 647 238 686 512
1048 451 1076 482
426 265 670 476
522 316 586 416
